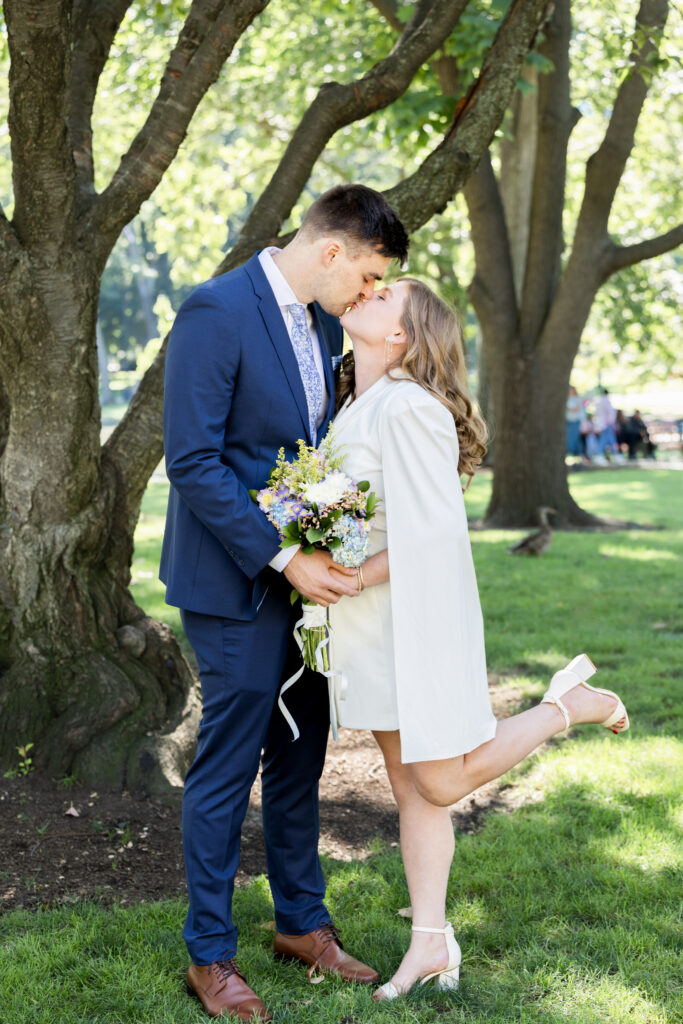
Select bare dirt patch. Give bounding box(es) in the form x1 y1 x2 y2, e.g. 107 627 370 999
1 682 521 913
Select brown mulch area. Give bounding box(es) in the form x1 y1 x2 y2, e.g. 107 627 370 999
0 682 522 915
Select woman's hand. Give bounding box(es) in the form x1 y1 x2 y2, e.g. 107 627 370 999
329 549 390 595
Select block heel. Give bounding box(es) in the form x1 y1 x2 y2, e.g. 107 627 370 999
374 922 462 1000
542 654 629 735
435 964 461 990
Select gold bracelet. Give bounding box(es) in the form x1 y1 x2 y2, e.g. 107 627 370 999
357 565 365 593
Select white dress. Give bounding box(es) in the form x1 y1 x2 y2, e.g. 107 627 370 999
328 374 497 763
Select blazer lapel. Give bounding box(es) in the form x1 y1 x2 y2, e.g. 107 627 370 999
245 255 311 444
310 303 337 432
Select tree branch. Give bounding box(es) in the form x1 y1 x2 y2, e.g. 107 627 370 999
70 0 133 201
102 338 167 530
109 0 549 518
498 64 539 302
382 0 551 231
575 0 670 250
518 0 573 349
537 0 671 364
367 0 404 33
372 0 464 94
601 223 683 278
463 152 518 336
86 0 269 266
216 0 471 274
217 0 550 276
5 0 75 250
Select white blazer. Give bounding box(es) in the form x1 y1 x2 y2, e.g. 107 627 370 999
328 374 497 763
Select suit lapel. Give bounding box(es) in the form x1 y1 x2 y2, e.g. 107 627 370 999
245 255 311 444
310 303 337 431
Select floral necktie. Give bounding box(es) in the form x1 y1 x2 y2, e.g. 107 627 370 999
289 303 323 444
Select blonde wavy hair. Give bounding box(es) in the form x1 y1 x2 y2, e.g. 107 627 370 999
336 277 487 485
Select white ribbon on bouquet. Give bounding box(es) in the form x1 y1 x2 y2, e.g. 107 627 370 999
277 602 347 743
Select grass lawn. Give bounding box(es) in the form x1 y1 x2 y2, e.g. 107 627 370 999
1 469 681 1023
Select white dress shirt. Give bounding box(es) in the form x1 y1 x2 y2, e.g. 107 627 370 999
259 247 328 572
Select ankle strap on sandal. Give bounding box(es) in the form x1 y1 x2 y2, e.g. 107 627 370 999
411 923 451 934
542 694 571 732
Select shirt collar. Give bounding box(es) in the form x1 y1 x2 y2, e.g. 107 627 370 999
258 247 301 309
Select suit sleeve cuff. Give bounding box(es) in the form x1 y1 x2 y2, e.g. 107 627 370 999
269 545 300 572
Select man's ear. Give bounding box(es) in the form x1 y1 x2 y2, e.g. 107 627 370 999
321 239 342 266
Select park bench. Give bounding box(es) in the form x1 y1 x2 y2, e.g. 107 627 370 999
646 418 682 452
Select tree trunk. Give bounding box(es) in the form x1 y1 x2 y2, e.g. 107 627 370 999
465 0 679 527
473 331 493 466
467 2 590 527
483 337 598 527
0 0 277 793
0 258 199 792
97 320 112 404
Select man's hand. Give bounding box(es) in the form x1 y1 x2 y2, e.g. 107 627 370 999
283 549 358 606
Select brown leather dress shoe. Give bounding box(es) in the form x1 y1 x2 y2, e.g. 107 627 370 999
273 921 379 984
186 959 272 1020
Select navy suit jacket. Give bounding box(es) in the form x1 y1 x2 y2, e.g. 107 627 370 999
160 252 343 620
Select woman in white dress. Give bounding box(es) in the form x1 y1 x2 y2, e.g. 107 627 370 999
327 278 629 1000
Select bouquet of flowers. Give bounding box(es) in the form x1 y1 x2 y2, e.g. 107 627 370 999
252 427 378 673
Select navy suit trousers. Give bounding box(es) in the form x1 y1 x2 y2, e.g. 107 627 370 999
180 585 331 964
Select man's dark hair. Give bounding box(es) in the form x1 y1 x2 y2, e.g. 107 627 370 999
301 184 409 265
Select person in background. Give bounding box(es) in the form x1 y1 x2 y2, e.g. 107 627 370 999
616 410 640 460
629 410 657 459
580 411 600 462
565 385 585 458
593 387 620 463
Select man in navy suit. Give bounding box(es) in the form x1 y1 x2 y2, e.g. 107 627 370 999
161 185 409 1020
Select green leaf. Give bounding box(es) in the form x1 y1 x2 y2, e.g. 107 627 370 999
515 77 537 96
306 528 324 542
526 50 554 74
357 480 370 492
327 537 342 550
302 544 316 555
289 588 300 606
248 489 259 502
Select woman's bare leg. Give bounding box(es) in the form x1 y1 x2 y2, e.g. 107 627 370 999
372 729 454 991
410 682 625 808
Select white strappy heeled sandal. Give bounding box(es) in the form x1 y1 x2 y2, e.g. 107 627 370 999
542 654 629 734
373 923 462 1000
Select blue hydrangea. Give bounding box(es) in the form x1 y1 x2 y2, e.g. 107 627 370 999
329 514 370 567
269 498 303 530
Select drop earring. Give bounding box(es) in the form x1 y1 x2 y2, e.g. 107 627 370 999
384 335 395 365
